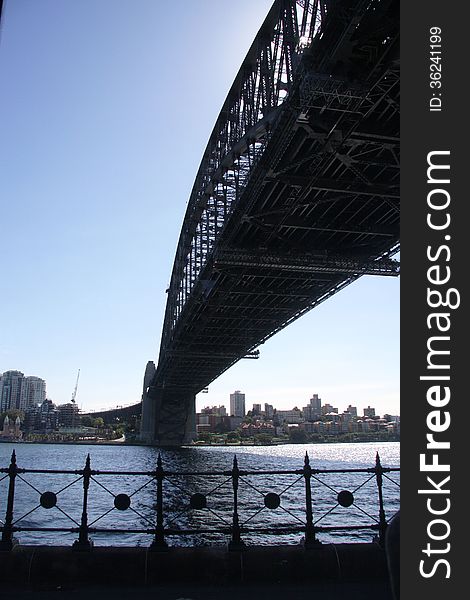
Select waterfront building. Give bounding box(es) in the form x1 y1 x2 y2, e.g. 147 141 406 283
321 403 338 415
227 415 243 430
303 394 322 421
19 376 46 410
364 418 379 431
0 371 47 412
201 406 227 417
264 403 274 419
310 394 322 411
0 415 22 440
0 370 25 412
275 408 303 424
348 420 359 433
356 418 379 432
195 413 241 434
196 423 212 435
384 420 400 434
363 406 376 418
196 406 234 433
299 421 317 434
57 401 80 428
324 420 345 434
24 399 59 432
310 420 326 434
324 411 341 423
240 421 275 438
229 390 245 417
197 413 220 432
302 405 316 421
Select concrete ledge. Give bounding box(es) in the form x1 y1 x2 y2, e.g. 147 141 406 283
0 543 389 587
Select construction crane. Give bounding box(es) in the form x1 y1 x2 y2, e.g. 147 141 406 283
71 369 80 403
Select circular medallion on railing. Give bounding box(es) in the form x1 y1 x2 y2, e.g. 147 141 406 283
40 491 57 509
114 493 131 511
264 492 281 510
190 493 207 510
337 490 354 507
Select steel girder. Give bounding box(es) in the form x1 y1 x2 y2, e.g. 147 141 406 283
158 0 328 358
148 0 399 435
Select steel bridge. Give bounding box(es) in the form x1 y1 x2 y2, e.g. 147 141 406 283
141 0 399 445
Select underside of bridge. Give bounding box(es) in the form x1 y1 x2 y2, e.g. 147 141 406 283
141 0 399 446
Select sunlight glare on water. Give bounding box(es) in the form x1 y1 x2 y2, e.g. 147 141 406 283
0 442 399 547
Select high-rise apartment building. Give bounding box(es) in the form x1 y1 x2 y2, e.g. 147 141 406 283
20 377 47 410
363 406 376 418
0 371 24 412
303 394 322 421
230 390 245 417
264 403 274 419
309 394 321 411
0 371 47 412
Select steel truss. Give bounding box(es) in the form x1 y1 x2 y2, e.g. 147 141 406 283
145 0 400 444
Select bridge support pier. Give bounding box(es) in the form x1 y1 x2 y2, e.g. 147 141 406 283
140 390 156 445
141 387 196 447
181 394 196 445
139 361 157 445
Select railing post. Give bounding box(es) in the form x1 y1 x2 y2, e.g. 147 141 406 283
150 453 168 551
375 452 387 546
0 451 18 550
303 451 317 548
72 454 93 551
228 455 246 551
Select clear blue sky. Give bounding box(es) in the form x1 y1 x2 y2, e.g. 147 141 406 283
0 0 399 417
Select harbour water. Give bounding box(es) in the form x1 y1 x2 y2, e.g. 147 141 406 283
0 441 399 547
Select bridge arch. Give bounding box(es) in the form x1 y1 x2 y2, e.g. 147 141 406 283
141 0 399 446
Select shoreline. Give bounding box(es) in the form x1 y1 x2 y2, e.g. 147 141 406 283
0 437 400 448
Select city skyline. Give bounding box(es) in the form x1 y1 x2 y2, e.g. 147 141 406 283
0 1 399 416
0 371 399 418
200 392 399 419
195 392 399 441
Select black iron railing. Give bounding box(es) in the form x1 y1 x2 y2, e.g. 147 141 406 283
0 450 399 551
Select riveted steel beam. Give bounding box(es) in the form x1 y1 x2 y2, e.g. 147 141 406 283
214 249 399 276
